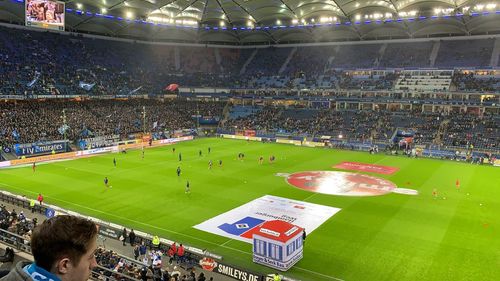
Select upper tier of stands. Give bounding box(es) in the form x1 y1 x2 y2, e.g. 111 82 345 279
0 26 498 94
435 39 495 68
379 42 434 68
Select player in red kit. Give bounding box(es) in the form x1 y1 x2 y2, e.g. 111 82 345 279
455 179 460 190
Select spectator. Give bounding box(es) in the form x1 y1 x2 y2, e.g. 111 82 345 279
129 229 136 246
121 228 128 246
177 244 185 264
0 215 98 281
133 245 140 260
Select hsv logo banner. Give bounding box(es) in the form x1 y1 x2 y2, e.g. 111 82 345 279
194 195 341 243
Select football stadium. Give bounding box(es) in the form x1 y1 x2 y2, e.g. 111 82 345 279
0 1 499 281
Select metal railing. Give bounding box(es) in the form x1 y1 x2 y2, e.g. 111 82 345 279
0 228 31 253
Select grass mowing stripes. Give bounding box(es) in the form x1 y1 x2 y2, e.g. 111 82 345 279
0 138 498 281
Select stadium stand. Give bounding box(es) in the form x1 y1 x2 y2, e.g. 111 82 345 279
218 48 254 75
223 106 499 150
452 71 500 92
443 113 499 150
338 71 398 90
0 26 498 154
0 99 224 147
330 44 381 69
435 39 495 68
244 47 292 76
395 70 453 92
284 46 337 76
228 105 262 119
379 42 434 68
0 26 498 94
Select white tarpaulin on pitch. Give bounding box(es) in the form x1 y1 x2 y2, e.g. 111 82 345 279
194 195 341 243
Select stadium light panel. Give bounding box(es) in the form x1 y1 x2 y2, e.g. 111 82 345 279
19 0 498 32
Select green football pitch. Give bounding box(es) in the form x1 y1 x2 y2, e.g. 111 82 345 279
0 138 498 281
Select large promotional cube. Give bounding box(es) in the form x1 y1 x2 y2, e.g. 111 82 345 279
252 220 304 271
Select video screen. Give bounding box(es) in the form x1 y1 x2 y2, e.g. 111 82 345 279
25 0 65 31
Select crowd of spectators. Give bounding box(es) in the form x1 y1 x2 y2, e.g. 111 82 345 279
330 44 380 69
284 46 337 76
226 108 387 140
338 73 398 90
244 47 291 76
94 247 207 281
0 91 497 151
0 205 37 248
0 26 498 94
435 39 494 68
443 113 499 150
0 99 224 147
452 72 500 92
379 42 433 68
223 106 499 150
0 197 212 281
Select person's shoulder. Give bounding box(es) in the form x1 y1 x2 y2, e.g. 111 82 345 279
0 261 32 281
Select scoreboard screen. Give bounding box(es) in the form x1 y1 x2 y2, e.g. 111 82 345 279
25 0 65 31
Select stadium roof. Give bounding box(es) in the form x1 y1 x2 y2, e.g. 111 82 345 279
1 0 500 44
